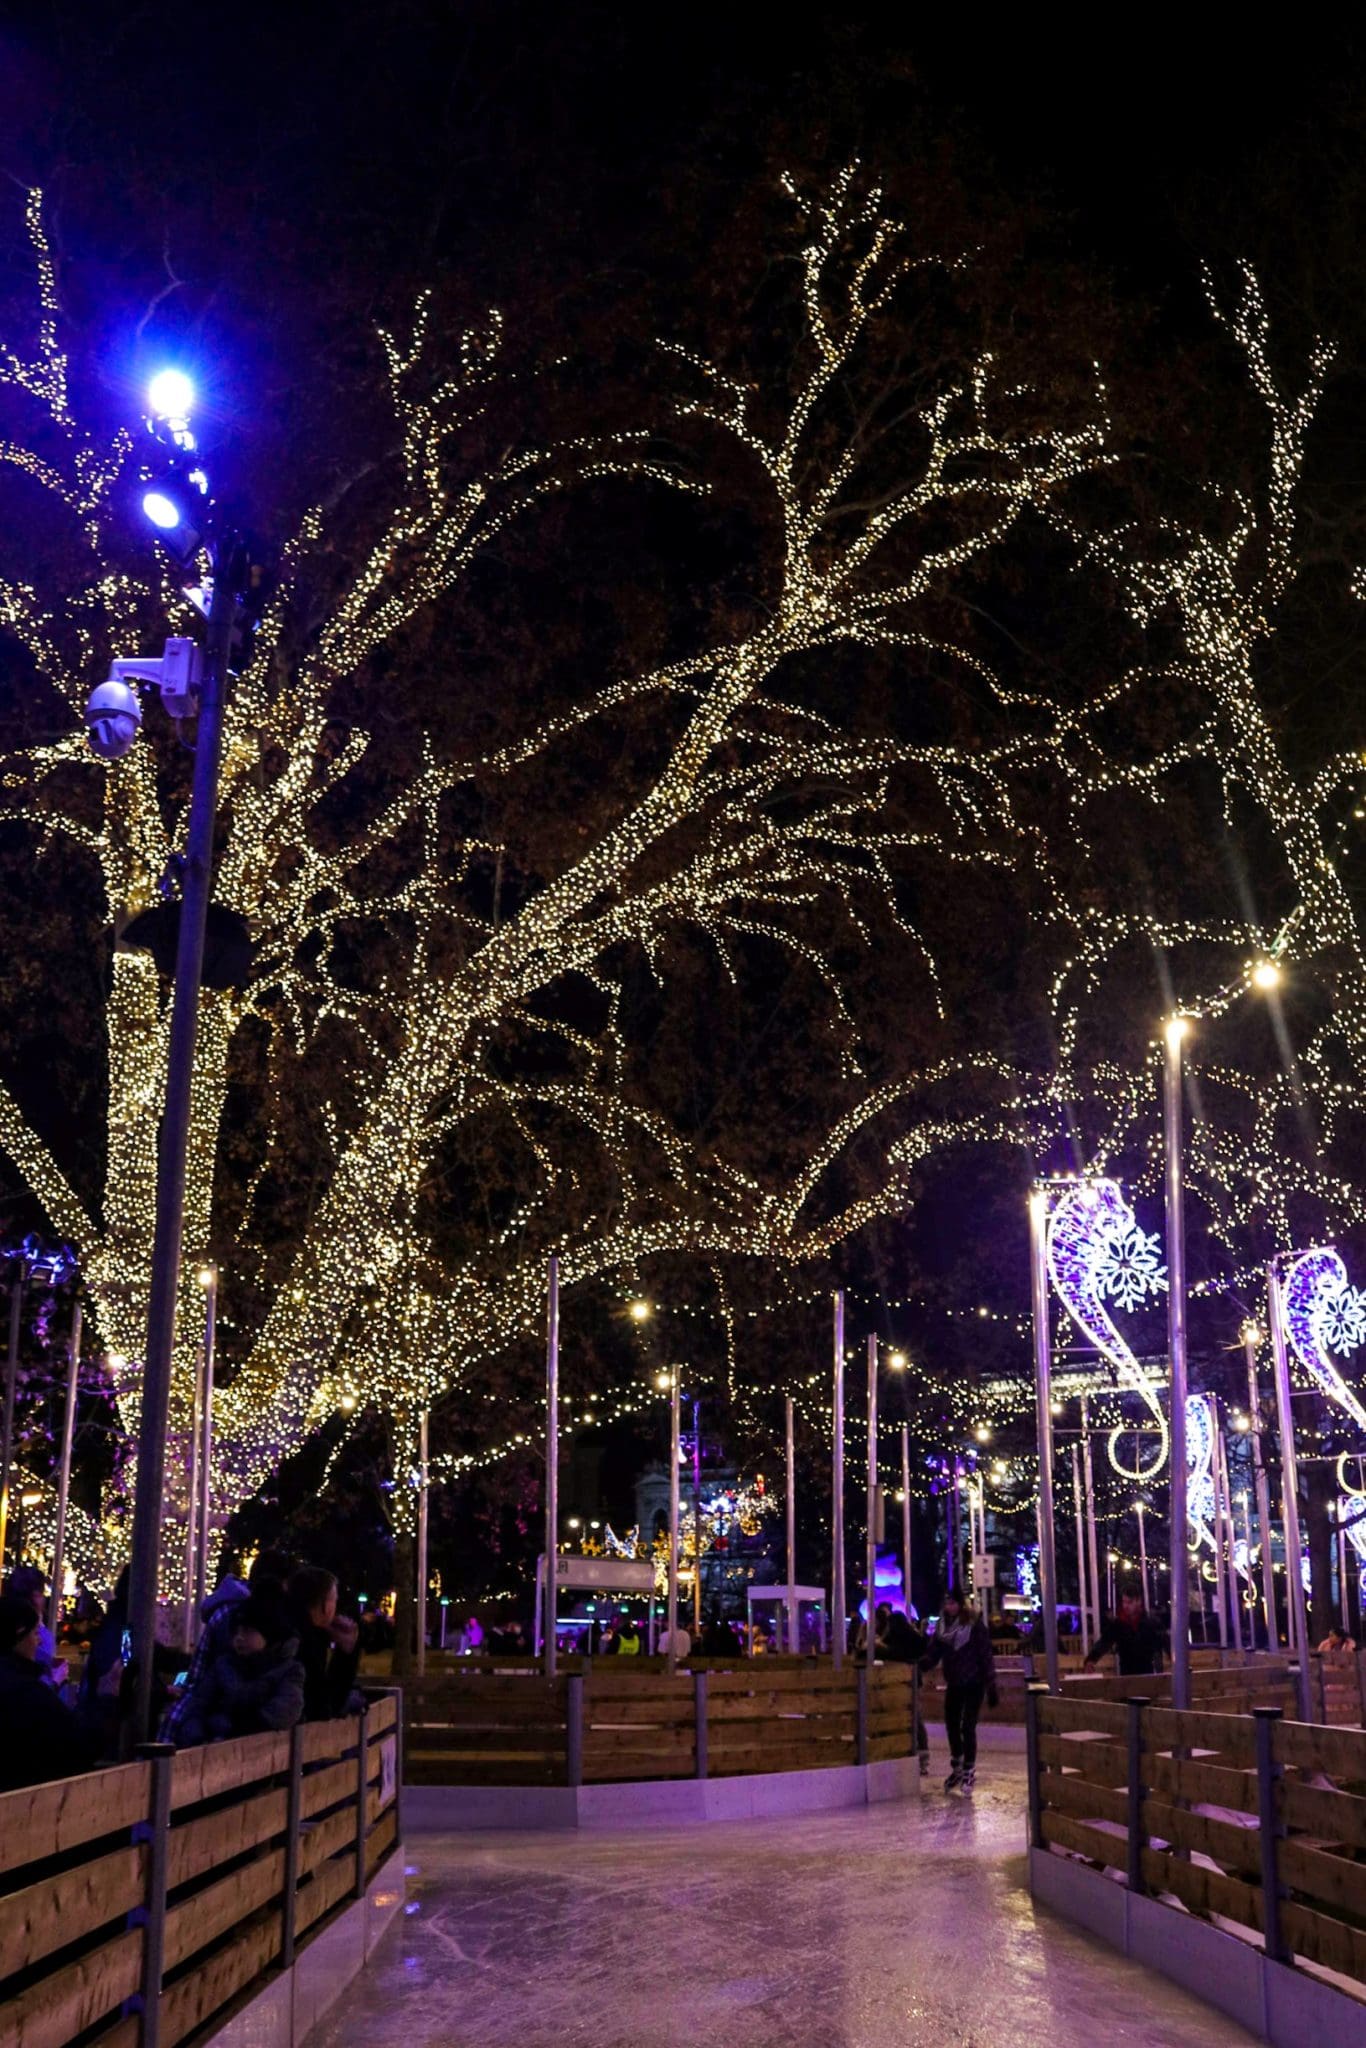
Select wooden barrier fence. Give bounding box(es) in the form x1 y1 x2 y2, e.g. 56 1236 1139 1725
402 1658 920 1786
1027 1685 1366 2002
0 1691 401 2048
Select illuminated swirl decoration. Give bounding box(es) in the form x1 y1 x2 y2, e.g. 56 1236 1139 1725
1046 1180 1169 1479
1282 1248 1366 1561
1186 1394 1216 1551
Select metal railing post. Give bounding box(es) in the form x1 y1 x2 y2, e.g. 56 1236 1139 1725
566 1673 583 1788
354 1702 370 1901
133 1742 174 2048
1253 1706 1286 1964
281 1722 304 1970
1025 1683 1047 1848
693 1669 709 1780
856 1663 868 1766
1125 1697 1146 1894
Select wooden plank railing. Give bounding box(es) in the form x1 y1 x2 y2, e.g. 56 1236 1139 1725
0 1689 401 2048
1026 1683 1366 2003
400 1659 921 1786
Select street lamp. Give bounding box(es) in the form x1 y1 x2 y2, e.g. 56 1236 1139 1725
104 369 271 1741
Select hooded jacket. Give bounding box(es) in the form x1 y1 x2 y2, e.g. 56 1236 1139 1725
159 1578 251 1743
174 1631 306 1747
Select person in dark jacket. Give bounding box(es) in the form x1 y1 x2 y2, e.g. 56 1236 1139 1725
920 1592 997 1793
173 1597 306 1746
160 1549 294 1744
288 1566 361 1720
0 1595 108 1790
1085 1586 1164 1676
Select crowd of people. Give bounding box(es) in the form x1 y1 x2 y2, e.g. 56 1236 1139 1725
0 1550 364 1792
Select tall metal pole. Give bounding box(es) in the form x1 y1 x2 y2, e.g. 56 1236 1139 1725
128 552 238 1742
194 1269 217 1618
1209 1396 1230 1650
1337 1512 1350 1632
1244 1323 1277 1645
1163 1018 1192 1711
1268 1263 1312 1721
0 1276 24 1572
1136 1501 1150 1611
692 1397 703 1633
1028 1188 1061 1693
181 1333 202 1648
1241 1491 1257 1645
47 1300 81 1641
832 1291 846 1670
949 1463 961 1593
1216 1416 1243 1651
544 1255 559 1681
1081 1395 1102 1638
900 1424 913 1621
416 1407 430 1678
865 1334 878 1669
1072 1445 1089 1644
784 1395 797 1655
666 1373 681 1674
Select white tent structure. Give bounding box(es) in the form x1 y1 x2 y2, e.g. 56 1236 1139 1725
535 1552 659 1656
746 1583 828 1654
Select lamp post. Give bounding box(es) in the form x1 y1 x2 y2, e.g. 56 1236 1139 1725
664 1370 681 1675
0 1266 24 1573
1243 1321 1277 1645
1028 1187 1061 1693
1267 1260 1313 1721
832 1291 846 1671
1081 1394 1102 1639
1136 1500 1150 1611
194 1267 217 1619
47 1300 82 1642
416 1407 430 1678
1163 1016 1192 1711
784 1395 797 1656
865 1334 878 1671
900 1423 913 1621
544 1256 559 1681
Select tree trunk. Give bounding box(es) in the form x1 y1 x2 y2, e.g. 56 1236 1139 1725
392 1526 415 1680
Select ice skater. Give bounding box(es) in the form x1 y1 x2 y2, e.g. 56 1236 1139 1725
920 1589 997 1792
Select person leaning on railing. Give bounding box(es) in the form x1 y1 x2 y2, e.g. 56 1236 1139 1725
288 1566 362 1719
0 1594 119 1791
1084 1584 1164 1677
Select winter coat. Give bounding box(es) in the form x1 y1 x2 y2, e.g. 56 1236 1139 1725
1086 1612 1164 1676
174 1637 306 1747
293 1620 361 1722
922 1613 996 1691
0 1650 101 1791
881 1611 928 1664
159 1578 250 1743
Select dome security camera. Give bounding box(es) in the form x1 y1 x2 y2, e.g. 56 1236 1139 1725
85 677 143 760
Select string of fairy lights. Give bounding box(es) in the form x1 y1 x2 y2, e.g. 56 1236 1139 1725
0 169 1362 1600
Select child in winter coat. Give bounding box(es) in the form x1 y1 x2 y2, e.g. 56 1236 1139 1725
174 1597 305 1746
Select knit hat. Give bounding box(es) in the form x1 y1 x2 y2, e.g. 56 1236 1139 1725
0 1595 40 1654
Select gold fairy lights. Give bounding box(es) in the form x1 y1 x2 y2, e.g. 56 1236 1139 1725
0 170 1359 1589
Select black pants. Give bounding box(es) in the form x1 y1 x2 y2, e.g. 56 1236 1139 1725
944 1681 985 1768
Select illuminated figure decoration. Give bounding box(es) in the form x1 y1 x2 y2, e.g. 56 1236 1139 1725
1281 1248 1366 1560
857 1547 913 1625
1046 1180 1168 1480
1015 1545 1040 1607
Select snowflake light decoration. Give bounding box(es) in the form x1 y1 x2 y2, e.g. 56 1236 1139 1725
1282 1248 1366 1433
1092 1218 1167 1313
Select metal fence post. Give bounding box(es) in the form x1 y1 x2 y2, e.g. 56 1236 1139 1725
281 1722 304 1971
693 1669 709 1780
354 1702 370 1901
566 1673 583 1788
133 1742 174 2048
1024 1683 1047 1848
1125 1697 1146 1894
856 1663 868 1766
1253 1706 1286 1964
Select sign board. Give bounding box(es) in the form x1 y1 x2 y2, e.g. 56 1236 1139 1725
378 1734 397 1810
552 1554 655 1594
969 1552 997 1589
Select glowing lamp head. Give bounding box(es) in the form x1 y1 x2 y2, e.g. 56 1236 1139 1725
197 1265 215 1288
974 1424 991 1443
1234 1414 1250 1432
1241 1320 1262 1347
656 1371 673 1392
142 488 182 531
1250 959 1281 991
147 369 194 421
629 1299 651 1323
1164 1014 1189 1049
888 1349 907 1370
339 1391 357 1413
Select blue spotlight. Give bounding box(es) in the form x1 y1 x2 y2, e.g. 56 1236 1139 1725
147 368 195 421
142 489 182 530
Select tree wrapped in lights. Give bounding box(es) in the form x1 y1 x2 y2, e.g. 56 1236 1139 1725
0 170 1119 1582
